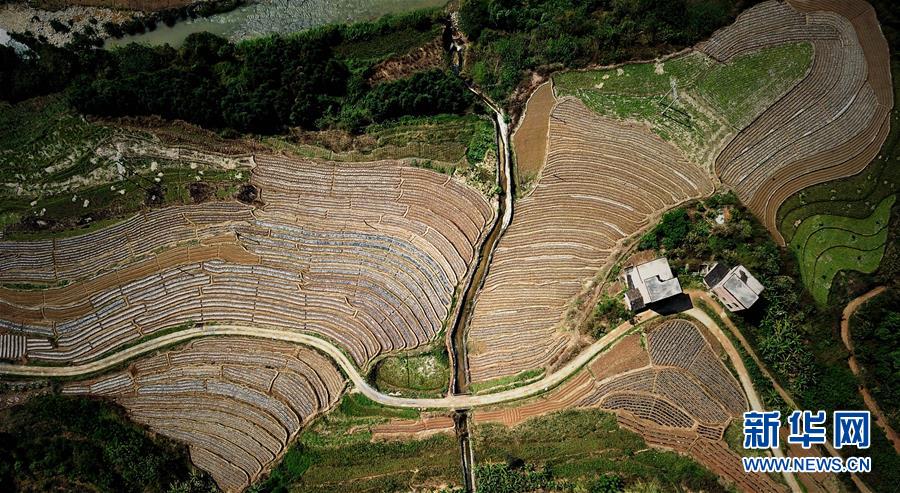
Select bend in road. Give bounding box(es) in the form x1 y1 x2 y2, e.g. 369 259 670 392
0 295 803 490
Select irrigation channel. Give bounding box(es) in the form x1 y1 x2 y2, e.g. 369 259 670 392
444 83 515 490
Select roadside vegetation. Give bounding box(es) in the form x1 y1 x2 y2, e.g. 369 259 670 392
472 409 725 492
0 394 215 493
553 43 812 163
469 368 544 394
582 295 632 339
458 0 754 107
372 345 451 398
252 393 461 493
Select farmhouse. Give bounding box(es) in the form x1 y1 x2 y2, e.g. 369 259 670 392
703 262 764 312
621 258 683 311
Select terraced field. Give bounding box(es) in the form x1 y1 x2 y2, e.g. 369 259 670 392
63 337 345 492
790 195 895 303
466 98 712 384
554 0 893 242
707 0 893 240
511 82 556 187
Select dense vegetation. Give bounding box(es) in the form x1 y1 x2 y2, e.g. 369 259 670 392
0 394 214 493
851 288 900 431
458 0 754 104
639 192 782 282
2 9 476 134
473 409 725 492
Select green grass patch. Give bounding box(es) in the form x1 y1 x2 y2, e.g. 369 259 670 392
337 393 420 421
694 42 812 127
789 195 894 304
473 409 726 492
469 368 545 394
553 43 811 161
372 346 450 398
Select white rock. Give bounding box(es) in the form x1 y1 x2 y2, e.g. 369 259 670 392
82 199 90 208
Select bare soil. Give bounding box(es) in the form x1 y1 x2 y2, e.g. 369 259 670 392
511 81 556 186
369 38 445 86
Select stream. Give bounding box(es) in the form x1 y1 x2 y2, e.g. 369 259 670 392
104 0 447 48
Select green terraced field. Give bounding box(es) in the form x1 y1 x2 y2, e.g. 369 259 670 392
790 195 895 304
553 43 812 163
778 66 900 244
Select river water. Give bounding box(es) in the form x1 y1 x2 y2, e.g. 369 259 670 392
105 0 447 48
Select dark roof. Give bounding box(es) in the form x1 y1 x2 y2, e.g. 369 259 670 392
626 288 645 311
703 262 729 288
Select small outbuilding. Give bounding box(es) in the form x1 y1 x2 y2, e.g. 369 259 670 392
703 262 764 312
621 257 682 311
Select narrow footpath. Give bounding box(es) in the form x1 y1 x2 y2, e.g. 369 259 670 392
840 286 900 454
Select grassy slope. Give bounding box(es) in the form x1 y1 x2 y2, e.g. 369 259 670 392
553 43 812 162
252 394 461 493
473 409 726 492
264 114 498 195
789 195 895 304
0 97 248 239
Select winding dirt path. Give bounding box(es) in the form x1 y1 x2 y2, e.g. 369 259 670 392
0 302 803 492
0 316 646 409
841 285 900 454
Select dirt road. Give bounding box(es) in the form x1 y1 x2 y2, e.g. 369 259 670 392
840 286 900 454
